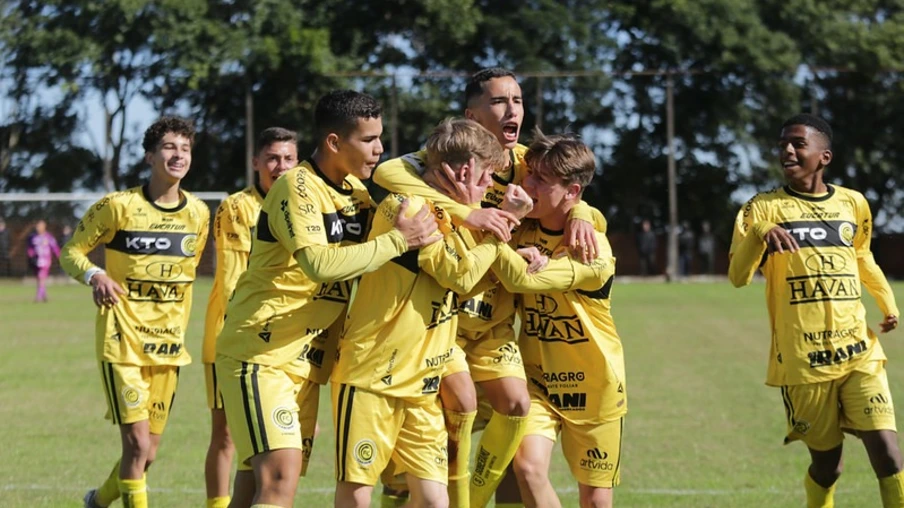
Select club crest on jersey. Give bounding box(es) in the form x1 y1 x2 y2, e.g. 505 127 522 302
181 234 198 255
353 439 376 466
838 222 854 246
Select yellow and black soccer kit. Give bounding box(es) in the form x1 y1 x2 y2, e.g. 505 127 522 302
203 184 265 410
215 160 409 468
61 185 210 434
332 193 504 486
730 184 900 451
494 221 626 488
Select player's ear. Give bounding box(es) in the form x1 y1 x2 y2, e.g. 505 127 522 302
464 108 476 121
565 182 582 200
144 151 154 166
325 133 340 154
820 148 833 168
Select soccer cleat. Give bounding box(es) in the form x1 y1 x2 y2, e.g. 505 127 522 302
83 489 103 508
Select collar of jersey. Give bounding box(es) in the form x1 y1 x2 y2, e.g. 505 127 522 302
141 184 188 212
491 149 518 185
254 181 267 199
783 184 835 202
306 157 354 196
538 222 564 236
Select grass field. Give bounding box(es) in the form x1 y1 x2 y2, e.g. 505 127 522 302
1 278 902 507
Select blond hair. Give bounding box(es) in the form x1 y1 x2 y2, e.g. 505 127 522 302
524 129 595 188
425 118 505 176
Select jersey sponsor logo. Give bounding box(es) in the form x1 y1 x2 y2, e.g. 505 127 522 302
580 448 615 471
435 446 448 466
775 220 856 248
145 261 184 280
150 401 167 421
136 325 182 336
543 371 585 384
272 406 297 432
298 203 316 215
421 376 440 394
380 374 393 385
493 343 521 365
473 448 490 484
293 168 309 198
803 326 860 343
804 253 847 273
142 342 184 356
322 209 370 244
460 297 493 320
425 347 454 368
865 393 894 416
280 200 295 238
787 275 860 305
125 279 188 302
313 280 353 304
297 343 325 368
108 231 198 257
353 439 376 466
523 295 589 345
148 223 187 231
807 340 868 368
548 391 587 410
427 291 459 330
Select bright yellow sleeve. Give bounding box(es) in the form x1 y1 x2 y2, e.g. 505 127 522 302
60 195 119 283
567 201 608 233
728 197 772 288
492 232 613 293
853 194 899 317
373 155 476 223
420 232 501 295
193 202 210 264
202 248 248 362
294 231 408 284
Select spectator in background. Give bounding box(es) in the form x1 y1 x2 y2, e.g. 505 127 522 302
27 219 60 302
637 219 657 275
59 224 73 275
698 220 716 274
0 218 10 277
678 220 696 276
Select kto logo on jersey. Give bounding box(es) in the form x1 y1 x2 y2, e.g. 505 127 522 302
272 406 297 432
778 220 856 248
580 448 614 471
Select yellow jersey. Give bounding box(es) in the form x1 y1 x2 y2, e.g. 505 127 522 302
215 160 391 378
729 184 899 386
503 221 626 424
60 185 210 366
202 184 265 364
333 193 502 405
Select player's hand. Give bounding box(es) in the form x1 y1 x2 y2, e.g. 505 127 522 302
517 246 549 274
880 315 899 333
562 219 599 264
501 184 533 220
395 199 441 250
763 226 799 254
432 160 471 205
464 208 519 243
90 273 126 308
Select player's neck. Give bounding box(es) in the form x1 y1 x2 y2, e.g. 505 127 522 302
311 149 347 187
146 178 182 204
538 201 575 232
787 172 827 195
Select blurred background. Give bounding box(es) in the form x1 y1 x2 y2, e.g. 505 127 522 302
1 0 903 278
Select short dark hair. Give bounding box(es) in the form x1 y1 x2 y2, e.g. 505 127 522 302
256 127 297 154
782 113 833 148
464 68 517 107
142 116 195 153
314 90 382 141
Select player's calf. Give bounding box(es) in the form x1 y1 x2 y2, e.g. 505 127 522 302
861 429 904 478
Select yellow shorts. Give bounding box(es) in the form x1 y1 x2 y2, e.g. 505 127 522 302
458 324 525 383
333 383 448 486
444 343 469 377
217 357 305 468
781 363 897 451
205 362 224 410
525 396 624 488
99 362 180 435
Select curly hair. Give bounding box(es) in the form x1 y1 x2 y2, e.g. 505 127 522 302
142 116 195 153
314 90 382 142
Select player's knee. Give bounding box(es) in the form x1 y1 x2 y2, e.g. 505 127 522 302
579 487 612 508
811 459 843 484
512 453 548 488
122 430 152 461
499 392 530 417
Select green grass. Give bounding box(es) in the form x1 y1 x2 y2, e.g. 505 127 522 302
1 278 902 507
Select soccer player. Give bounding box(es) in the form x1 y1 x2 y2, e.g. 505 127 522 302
374 67 607 508
332 117 515 508
499 132 626 508
729 113 902 508
214 90 440 508
27 219 60 302
61 117 210 508
202 127 298 508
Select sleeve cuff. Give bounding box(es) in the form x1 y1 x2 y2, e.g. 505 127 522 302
84 267 105 285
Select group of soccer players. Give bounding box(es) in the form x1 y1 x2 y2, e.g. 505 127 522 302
58 66 901 508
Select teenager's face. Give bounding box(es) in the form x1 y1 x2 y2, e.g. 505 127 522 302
778 124 832 183
336 117 384 180
522 166 571 220
254 141 298 192
465 76 524 150
145 132 192 185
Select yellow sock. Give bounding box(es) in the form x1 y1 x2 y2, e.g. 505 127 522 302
444 409 477 508
207 496 231 508
879 471 904 508
93 460 121 506
804 472 836 508
118 477 148 508
470 411 528 508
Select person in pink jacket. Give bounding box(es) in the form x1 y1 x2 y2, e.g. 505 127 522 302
27 219 60 302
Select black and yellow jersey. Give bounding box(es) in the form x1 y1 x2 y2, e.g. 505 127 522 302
502 221 626 424
729 184 899 386
60 185 210 366
215 160 400 380
333 193 502 404
202 184 265 364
